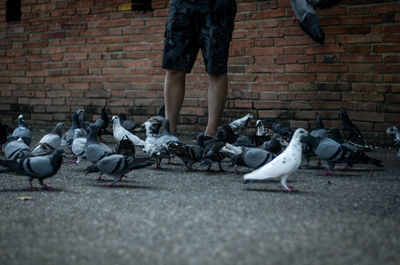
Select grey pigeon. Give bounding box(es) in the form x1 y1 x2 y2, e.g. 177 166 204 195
304 134 382 176
12 114 32 146
260 133 283 155
115 135 136 157
198 133 226 171
221 143 276 172
290 0 325 44
65 113 86 151
95 106 111 142
386 126 400 158
229 113 254 135
310 114 328 138
244 128 309 192
4 136 33 160
85 124 113 163
337 109 367 147
0 148 64 190
118 113 140 132
143 119 180 168
32 122 65 156
262 117 293 141
168 137 204 170
71 129 87 165
85 155 154 186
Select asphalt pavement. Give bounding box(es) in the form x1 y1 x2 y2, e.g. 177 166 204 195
0 131 399 265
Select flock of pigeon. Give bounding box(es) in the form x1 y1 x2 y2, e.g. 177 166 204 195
0 106 398 192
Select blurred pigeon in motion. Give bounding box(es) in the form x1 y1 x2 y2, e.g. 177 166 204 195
221 143 276 172
255 120 271 136
244 128 309 192
229 113 254 135
85 124 113 164
337 109 367 147
32 122 65 156
308 0 341 9
290 0 325 45
118 113 140 133
0 148 64 190
385 126 400 158
85 155 154 186
304 134 382 176
111 116 145 147
262 117 293 141
168 139 204 170
12 114 32 146
260 133 283 155
115 135 136 157
143 119 180 168
311 114 328 138
201 140 226 171
71 129 87 165
4 136 33 160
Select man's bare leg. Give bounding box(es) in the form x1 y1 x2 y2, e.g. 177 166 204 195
164 69 186 136
204 73 228 137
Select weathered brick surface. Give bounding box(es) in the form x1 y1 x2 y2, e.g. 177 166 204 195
0 0 399 132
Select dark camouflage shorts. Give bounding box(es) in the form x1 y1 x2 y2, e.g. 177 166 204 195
162 0 237 74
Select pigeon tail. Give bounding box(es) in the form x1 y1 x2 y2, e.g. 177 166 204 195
300 13 325 45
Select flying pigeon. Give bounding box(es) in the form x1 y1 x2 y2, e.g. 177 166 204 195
4 136 33 160
85 155 154 186
12 114 32 146
386 126 400 158
229 113 254 135
32 122 65 156
85 124 113 164
304 134 382 176
308 0 341 9
221 143 276 172
115 135 136 157
71 129 87 165
0 148 64 190
112 116 146 147
337 109 367 147
244 128 309 192
290 0 325 45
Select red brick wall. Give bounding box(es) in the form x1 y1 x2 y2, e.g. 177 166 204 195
0 0 399 133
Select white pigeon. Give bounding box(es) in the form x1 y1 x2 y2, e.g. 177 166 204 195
111 116 145 147
244 128 309 192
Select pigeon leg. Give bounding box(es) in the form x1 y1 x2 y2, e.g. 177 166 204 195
96 173 103 181
280 175 296 192
39 179 53 190
28 178 38 191
320 170 333 176
118 174 127 182
218 162 224 172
